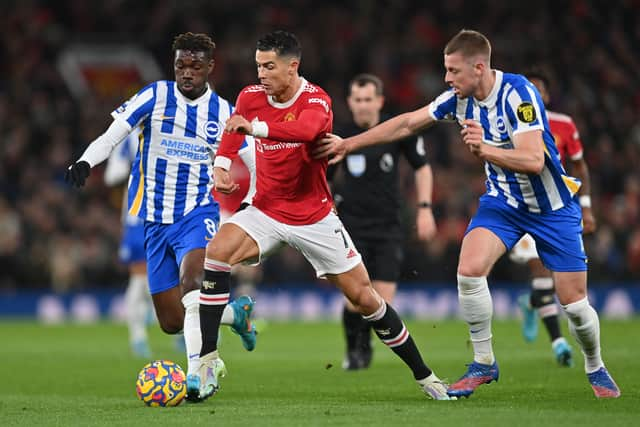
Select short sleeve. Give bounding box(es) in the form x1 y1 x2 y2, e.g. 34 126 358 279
505 82 545 135
400 135 429 169
428 89 457 121
111 82 157 130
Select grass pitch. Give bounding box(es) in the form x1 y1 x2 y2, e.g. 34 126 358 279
1 318 638 426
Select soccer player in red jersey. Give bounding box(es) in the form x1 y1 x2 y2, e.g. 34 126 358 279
195 30 452 401
512 68 597 367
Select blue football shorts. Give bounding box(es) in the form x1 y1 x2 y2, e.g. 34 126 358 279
144 203 220 295
119 221 146 264
466 195 587 272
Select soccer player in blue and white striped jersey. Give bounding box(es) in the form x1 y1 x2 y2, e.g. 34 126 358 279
315 29 620 399
66 33 258 402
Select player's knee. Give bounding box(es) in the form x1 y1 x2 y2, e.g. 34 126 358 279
157 311 183 334
457 262 486 278
180 273 202 293
530 288 555 309
205 240 232 264
349 287 380 315
158 318 182 335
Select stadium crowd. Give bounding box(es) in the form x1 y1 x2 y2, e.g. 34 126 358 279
1 0 639 291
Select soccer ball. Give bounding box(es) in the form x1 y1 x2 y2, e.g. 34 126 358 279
136 359 187 407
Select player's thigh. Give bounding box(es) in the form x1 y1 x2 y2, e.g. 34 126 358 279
459 201 519 276
171 204 219 292
144 232 182 332
531 202 587 274
144 222 181 295
290 211 362 278
458 228 509 276
218 205 282 265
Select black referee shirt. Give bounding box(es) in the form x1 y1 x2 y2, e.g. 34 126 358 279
329 118 429 240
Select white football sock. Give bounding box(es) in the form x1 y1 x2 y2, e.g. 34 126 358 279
457 274 494 365
562 297 603 373
181 290 202 376
124 274 149 345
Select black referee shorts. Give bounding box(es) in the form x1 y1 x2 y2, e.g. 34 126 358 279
352 236 404 283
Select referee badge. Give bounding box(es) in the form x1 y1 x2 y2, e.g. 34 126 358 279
346 154 366 177
516 102 536 123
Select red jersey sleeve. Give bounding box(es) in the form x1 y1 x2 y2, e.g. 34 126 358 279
265 94 331 143
216 91 249 165
565 118 584 161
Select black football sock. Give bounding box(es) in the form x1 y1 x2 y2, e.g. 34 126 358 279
200 259 231 356
531 287 562 342
364 302 432 380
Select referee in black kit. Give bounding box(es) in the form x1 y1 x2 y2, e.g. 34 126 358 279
329 74 437 370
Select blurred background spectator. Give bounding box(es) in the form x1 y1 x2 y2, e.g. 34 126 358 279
1 0 639 291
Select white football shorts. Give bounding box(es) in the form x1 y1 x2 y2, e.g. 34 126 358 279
509 233 540 264
226 205 362 278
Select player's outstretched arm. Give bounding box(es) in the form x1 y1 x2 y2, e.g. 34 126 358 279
65 119 131 188
313 105 434 163
226 109 330 144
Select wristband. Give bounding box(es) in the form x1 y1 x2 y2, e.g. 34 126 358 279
251 121 269 138
417 202 432 209
213 156 232 170
579 195 592 208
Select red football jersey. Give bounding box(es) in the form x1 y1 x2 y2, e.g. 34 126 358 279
547 110 583 165
217 78 333 225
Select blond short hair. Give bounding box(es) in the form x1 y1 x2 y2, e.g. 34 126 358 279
444 29 491 62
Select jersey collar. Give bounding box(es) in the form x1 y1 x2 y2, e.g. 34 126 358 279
267 78 307 109
174 82 212 105
477 70 503 107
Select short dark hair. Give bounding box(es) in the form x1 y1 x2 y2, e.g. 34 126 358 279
444 29 491 60
256 30 301 59
172 32 216 59
524 67 551 91
349 74 384 96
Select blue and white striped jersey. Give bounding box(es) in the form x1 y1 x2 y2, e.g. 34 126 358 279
429 70 581 213
112 80 247 223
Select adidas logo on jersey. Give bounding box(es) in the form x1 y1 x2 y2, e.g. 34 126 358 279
347 249 357 259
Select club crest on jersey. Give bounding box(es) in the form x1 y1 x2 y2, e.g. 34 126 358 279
516 102 536 123
284 112 296 122
204 121 221 139
496 117 507 133
346 154 366 177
